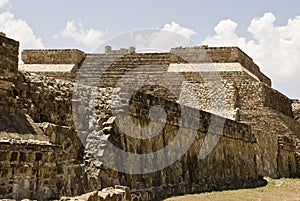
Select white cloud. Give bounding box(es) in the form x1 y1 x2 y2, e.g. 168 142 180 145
202 13 300 87
0 0 10 8
162 21 196 39
148 21 197 51
203 19 247 47
56 20 105 50
0 0 44 55
125 22 197 52
54 21 196 53
0 12 44 50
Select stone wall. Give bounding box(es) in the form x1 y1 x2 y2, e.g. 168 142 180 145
263 85 293 117
278 136 298 178
179 70 290 120
0 141 61 200
179 70 264 119
20 49 86 81
236 80 293 117
0 124 87 200
22 49 85 65
72 86 265 200
0 34 86 200
0 34 19 79
292 99 300 122
238 107 300 178
0 34 20 113
26 74 73 126
13 73 73 126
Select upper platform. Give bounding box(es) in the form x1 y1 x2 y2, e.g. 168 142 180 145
170 46 271 86
19 45 271 86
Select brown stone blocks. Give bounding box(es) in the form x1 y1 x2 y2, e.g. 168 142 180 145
21 49 86 65
0 35 19 80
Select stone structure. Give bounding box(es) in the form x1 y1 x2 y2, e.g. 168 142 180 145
104 46 136 54
19 49 85 80
0 34 300 200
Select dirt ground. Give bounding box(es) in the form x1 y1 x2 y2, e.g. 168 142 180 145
163 178 300 201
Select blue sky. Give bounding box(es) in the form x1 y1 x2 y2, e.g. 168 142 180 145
8 0 300 47
1 0 300 99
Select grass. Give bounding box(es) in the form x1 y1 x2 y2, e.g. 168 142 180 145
163 178 300 201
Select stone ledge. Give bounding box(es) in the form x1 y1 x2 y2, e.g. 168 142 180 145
22 49 85 65
19 64 76 73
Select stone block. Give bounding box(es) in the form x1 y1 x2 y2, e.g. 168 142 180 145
22 49 85 65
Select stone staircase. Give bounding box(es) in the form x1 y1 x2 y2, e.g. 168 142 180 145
76 54 121 87
76 53 229 99
76 53 189 100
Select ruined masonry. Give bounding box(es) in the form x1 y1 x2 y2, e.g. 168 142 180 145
0 33 300 201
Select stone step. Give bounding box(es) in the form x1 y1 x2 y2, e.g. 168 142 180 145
77 53 191 87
